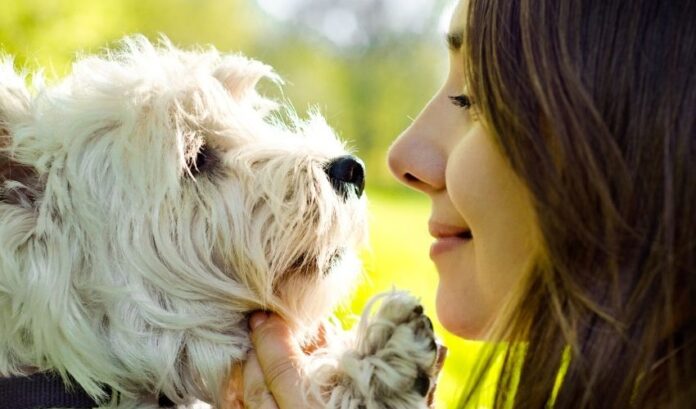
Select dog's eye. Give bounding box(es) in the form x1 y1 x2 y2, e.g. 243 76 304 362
187 144 217 174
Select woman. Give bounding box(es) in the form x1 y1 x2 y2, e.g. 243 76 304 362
241 0 696 407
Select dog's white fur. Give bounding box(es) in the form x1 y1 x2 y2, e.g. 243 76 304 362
0 36 437 409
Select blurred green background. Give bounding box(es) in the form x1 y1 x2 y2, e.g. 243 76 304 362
0 0 491 407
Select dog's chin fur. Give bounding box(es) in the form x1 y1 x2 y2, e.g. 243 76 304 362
0 36 366 407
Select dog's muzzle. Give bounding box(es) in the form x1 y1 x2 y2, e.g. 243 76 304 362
325 155 365 199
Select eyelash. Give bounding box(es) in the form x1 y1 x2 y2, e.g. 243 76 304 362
449 94 472 109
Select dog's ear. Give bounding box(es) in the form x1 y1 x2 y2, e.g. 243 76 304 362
213 55 281 103
0 57 31 131
0 58 39 208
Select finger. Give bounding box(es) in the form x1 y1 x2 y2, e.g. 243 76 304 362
427 344 448 408
249 312 309 409
221 363 244 409
242 350 280 409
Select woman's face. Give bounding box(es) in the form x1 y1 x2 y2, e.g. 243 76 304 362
387 0 539 339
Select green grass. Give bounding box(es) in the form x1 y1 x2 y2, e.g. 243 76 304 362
335 188 495 409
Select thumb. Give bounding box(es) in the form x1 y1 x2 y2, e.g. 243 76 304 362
248 312 308 409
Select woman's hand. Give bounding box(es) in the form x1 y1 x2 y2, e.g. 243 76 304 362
226 299 446 409
238 312 322 409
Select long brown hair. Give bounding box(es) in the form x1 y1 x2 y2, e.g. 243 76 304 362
459 0 695 407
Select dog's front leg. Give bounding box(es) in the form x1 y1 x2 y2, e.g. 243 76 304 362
306 292 441 409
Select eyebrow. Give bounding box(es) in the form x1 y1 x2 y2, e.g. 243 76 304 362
446 31 464 51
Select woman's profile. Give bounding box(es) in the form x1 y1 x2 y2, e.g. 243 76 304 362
242 0 696 407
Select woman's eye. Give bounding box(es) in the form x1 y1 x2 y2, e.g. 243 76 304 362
449 94 472 109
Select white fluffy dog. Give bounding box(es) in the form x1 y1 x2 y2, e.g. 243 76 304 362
0 37 439 409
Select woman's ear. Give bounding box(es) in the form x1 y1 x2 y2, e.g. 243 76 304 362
0 57 39 209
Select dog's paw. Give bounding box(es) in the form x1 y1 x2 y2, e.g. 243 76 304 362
341 291 441 408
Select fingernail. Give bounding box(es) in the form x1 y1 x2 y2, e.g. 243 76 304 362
249 311 269 330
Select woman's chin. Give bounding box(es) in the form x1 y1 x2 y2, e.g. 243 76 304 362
435 285 490 340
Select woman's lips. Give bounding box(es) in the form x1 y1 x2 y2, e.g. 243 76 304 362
428 221 472 258
430 236 468 258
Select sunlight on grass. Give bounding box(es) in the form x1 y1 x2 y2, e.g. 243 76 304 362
336 188 495 409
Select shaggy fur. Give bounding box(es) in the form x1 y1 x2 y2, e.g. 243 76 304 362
0 36 438 409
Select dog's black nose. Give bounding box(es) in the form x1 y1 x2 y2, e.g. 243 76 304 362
325 155 365 198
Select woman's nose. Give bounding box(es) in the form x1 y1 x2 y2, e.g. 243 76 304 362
387 108 447 194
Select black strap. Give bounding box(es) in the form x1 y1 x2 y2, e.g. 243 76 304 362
0 373 175 408
0 372 99 409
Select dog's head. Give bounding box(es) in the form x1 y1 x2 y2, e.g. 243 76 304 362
0 36 367 403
